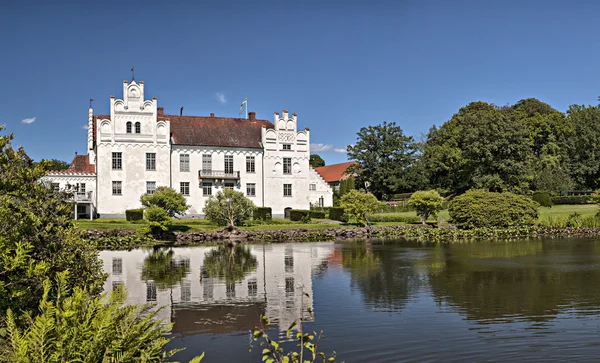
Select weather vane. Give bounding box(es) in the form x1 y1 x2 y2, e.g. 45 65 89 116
131 66 135 82
89 98 94 108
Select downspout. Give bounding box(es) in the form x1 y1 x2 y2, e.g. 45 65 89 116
169 134 173 188
260 143 265 207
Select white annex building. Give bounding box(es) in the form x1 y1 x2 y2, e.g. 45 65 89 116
42 79 333 219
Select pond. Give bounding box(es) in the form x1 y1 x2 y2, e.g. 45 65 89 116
99 238 600 362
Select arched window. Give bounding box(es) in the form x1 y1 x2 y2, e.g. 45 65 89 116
126 122 132 133
135 122 141 134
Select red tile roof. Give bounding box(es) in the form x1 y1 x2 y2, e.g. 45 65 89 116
47 154 95 175
315 161 358 183
164 115 273 148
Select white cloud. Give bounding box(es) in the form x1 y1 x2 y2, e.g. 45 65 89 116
310 143 333 152
334 148 348 153
215 92 227 104
21 117 36 124
82 125 89 130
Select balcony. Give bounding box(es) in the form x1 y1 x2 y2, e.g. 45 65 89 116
198 170 240 181
73 191 94 203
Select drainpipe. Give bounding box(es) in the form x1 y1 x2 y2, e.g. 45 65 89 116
260 146 265 207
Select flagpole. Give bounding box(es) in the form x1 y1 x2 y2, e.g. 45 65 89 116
246 98 248 119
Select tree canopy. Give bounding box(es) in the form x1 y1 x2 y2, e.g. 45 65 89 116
203 189 255 228
309 154 326 168
34 158 70 171
140 186 190 217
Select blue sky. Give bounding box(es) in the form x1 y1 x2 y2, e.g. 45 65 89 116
2 0 600 165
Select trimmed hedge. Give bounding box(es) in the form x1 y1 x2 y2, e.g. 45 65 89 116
532 191 552 207
125 208 144 221
329 207 345 221
449 189 538 229
310 211 326 219
551 195 590 205
290 209 311 222
368 214 420 224
254 207 272 221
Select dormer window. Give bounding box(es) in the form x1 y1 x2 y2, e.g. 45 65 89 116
126 122 132 133
135 122 141 134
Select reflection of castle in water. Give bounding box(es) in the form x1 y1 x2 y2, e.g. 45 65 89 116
99 244 333 338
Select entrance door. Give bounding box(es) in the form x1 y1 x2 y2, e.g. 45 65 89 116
284 207 292 219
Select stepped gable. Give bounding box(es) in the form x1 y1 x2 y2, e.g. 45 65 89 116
47 154 95 175
164 113 273 149
315 161 358 183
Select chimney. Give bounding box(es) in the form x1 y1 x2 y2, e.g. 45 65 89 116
157 107 164 116
210 113 215 118
180 107 184 116
248 111 256 121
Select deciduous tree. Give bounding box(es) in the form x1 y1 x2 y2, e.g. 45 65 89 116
340 190 383 226
408 190 444 224
203 189 255 228
309 154 326 168
140 186 190 217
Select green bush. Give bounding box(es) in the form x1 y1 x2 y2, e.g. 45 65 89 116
310 211 326 219
125 208 144 221
253 207 272 221
145 205 171 232
448 189 539 229
329 207 345 221
368 214 420 223
550 195 590 205
532 191 552 207
290 209 311 222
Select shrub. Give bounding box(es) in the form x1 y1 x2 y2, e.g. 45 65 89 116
329 207 345 221
145 205 171 232
532 191 552 207
407 190 444 224
204 189 255 228
448 189 539 229
550 195 590 205
253 207 272 222
310 211 326 219
140 186 190 217
368 214 420 223
125 208 144 221
290 209 311 222
340 190 384 226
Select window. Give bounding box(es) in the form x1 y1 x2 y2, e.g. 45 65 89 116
112 181 122 195
146 153 156 170
282 144 291 151
146 181 156 195
112 281 124 291
135 122 141 134
226 283 235 299
112 258 122 275
283 158 292 174
285 255 294 273
112 152 122 170
248 279 257 297
309 183 316 191
180 182 190 196
146 281 157 302
50 183 59 192
126 121 132 133
284 184 292 197
285 277 295 298
76 183 86 195
202 182 212 196
224 182 235 190
246 183 256 197
224 155 233 174
180 154 190 172
246 156 255 173
181 281 191 302
202 154 212 173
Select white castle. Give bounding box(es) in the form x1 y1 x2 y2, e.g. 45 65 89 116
42 79 333 219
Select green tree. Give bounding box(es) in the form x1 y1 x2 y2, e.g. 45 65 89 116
338 177 356 197
203 188 255 228
144 205 171 232
34 158 70 171
565 104 600 190
407 190 444 224
340 189 383 226
203 245 258 284
0 126 105 315
347 121 419 200
423 102 534 194
140 186 190 217
309 154 325 168
1 272 203 363
141 248 190 289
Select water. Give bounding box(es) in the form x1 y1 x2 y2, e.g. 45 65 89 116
99 238 600 362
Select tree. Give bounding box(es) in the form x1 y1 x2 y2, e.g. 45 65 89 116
203 189 255 228
1 272 203 362
340 190 383 226
145 205 171 233
309 154 325 168
565 104 600 190
0 126 105 315
140 186 190 217
347 122 419 200
34 158 70 171
407 190 444 224
423 102 534 194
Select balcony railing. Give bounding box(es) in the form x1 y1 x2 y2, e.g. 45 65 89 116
198 170 240 180
73 191 94 202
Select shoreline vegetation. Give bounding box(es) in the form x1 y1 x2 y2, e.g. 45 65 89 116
80 204 600 250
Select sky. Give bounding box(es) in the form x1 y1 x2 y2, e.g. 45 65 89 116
2 0 600 165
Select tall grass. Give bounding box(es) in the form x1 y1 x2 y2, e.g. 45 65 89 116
539 212 600 227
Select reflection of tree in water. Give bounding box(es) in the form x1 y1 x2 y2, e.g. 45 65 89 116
203 245 258 284
428 240 600 323
342 243 421 311
141 248 190 290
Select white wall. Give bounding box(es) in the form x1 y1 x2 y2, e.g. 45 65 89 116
308 168 334 207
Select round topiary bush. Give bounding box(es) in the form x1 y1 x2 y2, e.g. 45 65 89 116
448 189 539 229
532 191 552 207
